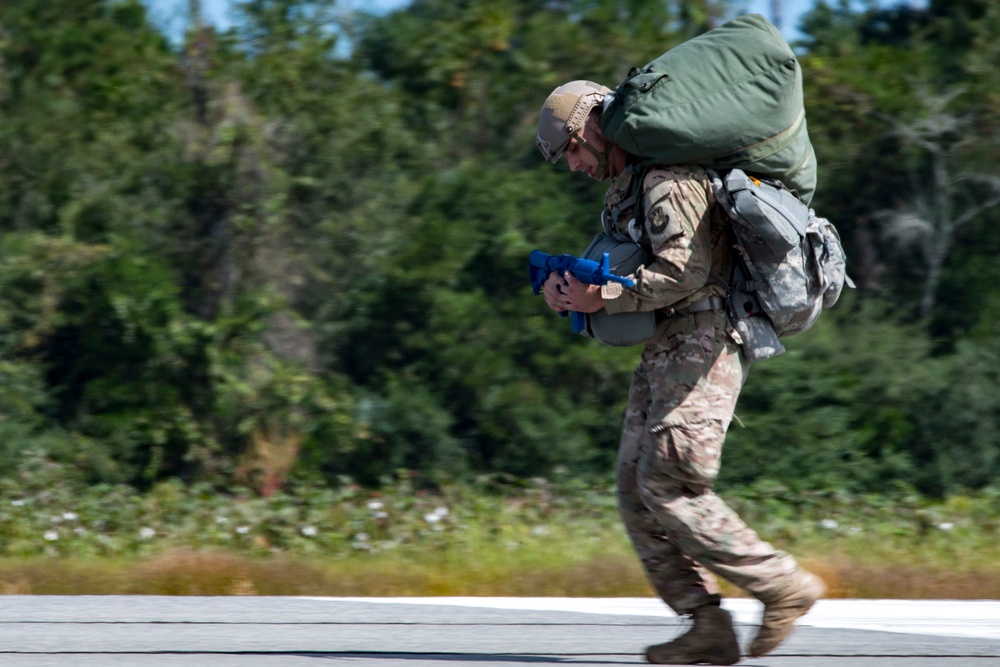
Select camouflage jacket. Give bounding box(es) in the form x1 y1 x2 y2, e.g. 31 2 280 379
599 164 735 317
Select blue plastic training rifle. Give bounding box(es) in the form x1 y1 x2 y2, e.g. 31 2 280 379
528 250 635 333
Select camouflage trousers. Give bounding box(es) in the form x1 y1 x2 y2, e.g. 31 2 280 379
616 308 800 615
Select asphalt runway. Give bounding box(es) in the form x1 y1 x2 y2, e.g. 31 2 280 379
2 595 999 666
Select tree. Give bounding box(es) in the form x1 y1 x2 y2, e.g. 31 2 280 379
876 87 1000 321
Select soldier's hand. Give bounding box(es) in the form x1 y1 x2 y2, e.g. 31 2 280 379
561 273 605 313
544 272 604 314
542 272 570 312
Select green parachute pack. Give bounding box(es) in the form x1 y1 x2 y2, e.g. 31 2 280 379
600 13 816 204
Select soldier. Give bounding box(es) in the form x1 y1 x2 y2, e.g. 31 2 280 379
535 80 825 665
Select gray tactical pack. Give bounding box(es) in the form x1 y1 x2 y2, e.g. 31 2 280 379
710 169 854 362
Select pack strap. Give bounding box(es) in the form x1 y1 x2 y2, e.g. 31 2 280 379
737 279 769 293
682 295 726 313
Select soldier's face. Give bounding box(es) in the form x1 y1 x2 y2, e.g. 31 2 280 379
564 118 609 180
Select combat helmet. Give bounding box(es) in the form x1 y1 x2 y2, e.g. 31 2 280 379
536 80 611 163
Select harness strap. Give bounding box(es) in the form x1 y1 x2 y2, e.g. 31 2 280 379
603 163 649 233
657 295 726 321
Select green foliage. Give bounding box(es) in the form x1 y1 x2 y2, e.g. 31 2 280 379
799 1 1000 329
0 0 998 499
721 295 1000 496
0 454 624 559
3 455 1000 601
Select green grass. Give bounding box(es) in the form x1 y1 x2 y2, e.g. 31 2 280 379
2 454 999 598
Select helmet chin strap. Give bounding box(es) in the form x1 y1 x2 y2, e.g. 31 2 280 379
574 133 612 181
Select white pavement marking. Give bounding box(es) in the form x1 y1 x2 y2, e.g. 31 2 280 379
310 597 1000 641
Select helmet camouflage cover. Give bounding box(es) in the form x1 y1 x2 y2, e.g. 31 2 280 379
536 80 611 163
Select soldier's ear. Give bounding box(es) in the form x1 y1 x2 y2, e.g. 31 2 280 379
585 109 604 138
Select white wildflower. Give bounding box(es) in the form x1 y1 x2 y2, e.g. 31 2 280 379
938 522 954 531
424 513 441 524
820 519 839 530
532 525 550 536
235 526 250 535
374 511 388 519
138 527 156 539
11 499 25 507
215 516 229 524
301 526 317 537
43 530 59 541
367 500 384 510
62 512 78 521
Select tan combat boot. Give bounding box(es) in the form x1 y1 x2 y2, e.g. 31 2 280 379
749 569 826 657
645 604 740 665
